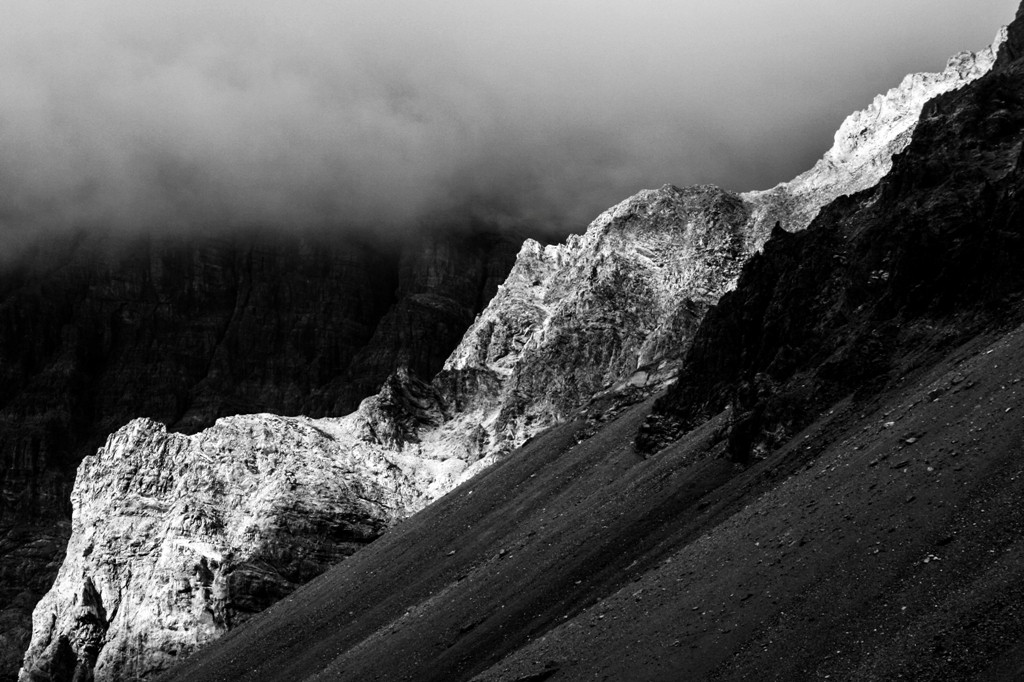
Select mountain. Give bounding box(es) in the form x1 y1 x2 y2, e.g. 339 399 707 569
0 223 522 680
741 27 1005 246
141 6 1024 680
17 19 1013 682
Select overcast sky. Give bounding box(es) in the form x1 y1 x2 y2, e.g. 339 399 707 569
0 0 1016 245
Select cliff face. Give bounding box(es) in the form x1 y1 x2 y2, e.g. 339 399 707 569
19 416 424 681
0 225 521 680
151 7 1024 680
18 25 1011 682
439 185 749 463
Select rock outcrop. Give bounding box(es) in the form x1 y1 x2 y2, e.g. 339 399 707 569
19 416 425 681
741 26 1005 246
18 27 1009 682
438 184 749 475
0 223 522 680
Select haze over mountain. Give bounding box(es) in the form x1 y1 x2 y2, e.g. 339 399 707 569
15 12 1016 681
5 2 1024 681
141 4 1024 679
0 0 1015 259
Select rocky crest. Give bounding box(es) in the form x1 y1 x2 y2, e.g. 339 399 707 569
742 27 1006 246
420 185 751 486
641 11 1024 461
151 6 1024 679
18 27 1009 682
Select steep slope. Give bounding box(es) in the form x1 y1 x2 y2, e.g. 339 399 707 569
0 224 521 680
641 6 1024 461
148 6 1024 680
18 21 1012 682
155 322 1024 682
18 184 756 681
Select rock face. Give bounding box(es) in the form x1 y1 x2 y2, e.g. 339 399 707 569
0 224 522 680
18 26 1010 682
439 185 749 470
19 416 425 681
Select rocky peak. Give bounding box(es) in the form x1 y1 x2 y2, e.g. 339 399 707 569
446 184 748 378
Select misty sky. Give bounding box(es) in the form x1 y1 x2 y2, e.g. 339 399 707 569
0 1 1017 244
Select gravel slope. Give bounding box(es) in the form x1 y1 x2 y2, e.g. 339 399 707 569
157 321 1024 682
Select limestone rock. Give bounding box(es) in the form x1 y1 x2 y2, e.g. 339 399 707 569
19 416 423 681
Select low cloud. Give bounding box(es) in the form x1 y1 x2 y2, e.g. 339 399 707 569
0 0 1014 248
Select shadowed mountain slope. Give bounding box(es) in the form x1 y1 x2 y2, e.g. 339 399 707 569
640 1 1024 460
151 5 1024 681
17 16 1015 682
159 323 1024 682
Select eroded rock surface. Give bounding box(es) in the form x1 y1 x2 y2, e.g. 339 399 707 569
19 416 424 681
18 28 1008 682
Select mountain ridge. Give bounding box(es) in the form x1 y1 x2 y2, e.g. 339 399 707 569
17 19 1015 682
149 6 1024 678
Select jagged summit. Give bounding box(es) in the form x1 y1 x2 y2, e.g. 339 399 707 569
742 26 1006 246
447 183 747 380
18 23 1013 682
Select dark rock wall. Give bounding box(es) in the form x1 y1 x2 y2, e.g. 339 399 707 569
1 232 387 517
313 229 522 412
0 224 524 680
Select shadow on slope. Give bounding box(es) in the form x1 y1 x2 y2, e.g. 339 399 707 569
158 5 1024 681
159 320 1024 681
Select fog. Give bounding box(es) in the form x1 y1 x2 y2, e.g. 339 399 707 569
0 0 1016 246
